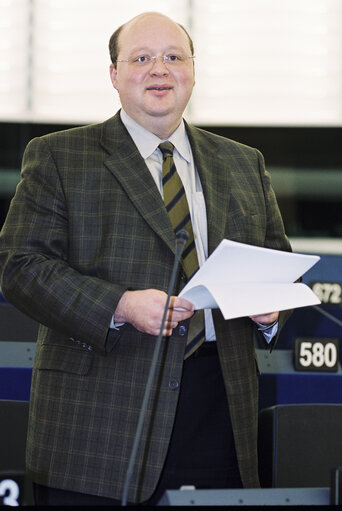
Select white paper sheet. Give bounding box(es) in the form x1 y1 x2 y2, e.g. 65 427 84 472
179 239 321 319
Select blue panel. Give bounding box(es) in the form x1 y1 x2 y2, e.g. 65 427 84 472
278 253 342 349
0 368 32 401
276 373 342 405
259 371 342 410
304 254 342 282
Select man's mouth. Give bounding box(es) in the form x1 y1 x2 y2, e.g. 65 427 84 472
146 86 172 91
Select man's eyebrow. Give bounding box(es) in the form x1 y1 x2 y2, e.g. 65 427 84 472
126 45 187 55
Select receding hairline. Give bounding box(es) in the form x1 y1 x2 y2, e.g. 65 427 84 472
109 11 194 65
122 11 188 36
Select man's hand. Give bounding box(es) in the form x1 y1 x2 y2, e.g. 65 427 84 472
249 311 279 325
114 289 194 336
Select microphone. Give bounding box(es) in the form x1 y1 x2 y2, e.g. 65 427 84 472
175 229 189 249
121 230 188 506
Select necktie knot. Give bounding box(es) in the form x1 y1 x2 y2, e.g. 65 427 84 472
159 142 174 160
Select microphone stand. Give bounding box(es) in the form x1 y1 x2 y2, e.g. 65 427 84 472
121 230 189 506
312 304 342 329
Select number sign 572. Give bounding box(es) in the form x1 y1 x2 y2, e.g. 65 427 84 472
294 338 340 372
311 282 342 305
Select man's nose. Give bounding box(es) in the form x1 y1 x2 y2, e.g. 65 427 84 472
150 56 169 74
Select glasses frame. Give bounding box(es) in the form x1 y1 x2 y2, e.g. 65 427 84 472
116 54 195 67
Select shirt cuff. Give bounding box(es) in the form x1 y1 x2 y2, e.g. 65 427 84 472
110 316 125 330
255 320 279 344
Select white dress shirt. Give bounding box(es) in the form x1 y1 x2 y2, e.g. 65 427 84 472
112 109 278 343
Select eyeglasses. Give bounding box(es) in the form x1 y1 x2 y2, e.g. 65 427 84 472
116 54 195 68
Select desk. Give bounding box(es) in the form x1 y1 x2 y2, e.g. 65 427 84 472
257 349 342 410
2 344 342 407
0 342 35 400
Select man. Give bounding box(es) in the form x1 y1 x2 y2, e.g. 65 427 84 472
0 12 291 506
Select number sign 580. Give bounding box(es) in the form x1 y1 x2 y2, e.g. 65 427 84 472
294 338 339 372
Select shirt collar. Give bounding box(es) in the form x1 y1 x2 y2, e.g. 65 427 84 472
120 109 191 163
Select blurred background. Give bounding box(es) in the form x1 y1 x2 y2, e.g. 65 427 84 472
1 3 342 496
1 0 342 249
1 0 342 345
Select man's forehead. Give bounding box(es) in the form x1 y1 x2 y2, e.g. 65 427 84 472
124 12 176 30
119 13 188 48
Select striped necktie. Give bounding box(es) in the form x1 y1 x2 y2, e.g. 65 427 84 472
159 142 205 358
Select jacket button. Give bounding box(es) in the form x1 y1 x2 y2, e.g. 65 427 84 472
178 325 187 336
181 272 187 283
169 379 179 390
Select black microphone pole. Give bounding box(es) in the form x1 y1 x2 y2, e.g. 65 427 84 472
121 229 189 506
312 305 342 329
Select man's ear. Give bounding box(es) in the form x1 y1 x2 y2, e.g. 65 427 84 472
109 63 118 90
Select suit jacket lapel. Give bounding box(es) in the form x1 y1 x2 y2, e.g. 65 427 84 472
100 113 176 255
185 123 231 257
100 114 231 258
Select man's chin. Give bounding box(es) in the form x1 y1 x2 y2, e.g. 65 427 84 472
145 105 173 118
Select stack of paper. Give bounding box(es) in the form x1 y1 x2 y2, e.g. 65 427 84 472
179 239 320 320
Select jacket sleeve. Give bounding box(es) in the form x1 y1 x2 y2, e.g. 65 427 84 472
255 148 293 349
0 136 125 352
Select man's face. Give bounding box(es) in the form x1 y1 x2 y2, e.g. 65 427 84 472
110 14 195 137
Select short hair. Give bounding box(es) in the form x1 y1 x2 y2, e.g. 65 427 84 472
109 18 194 67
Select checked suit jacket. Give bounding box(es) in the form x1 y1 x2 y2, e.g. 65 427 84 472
0 111 292 503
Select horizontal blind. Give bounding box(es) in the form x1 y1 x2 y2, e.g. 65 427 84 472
190 0 342 125
31 0 188 123
0 0 342 125
0 0 31 120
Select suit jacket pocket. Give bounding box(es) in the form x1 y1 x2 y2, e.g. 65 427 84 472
36 344 93 375
228 211 266 245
